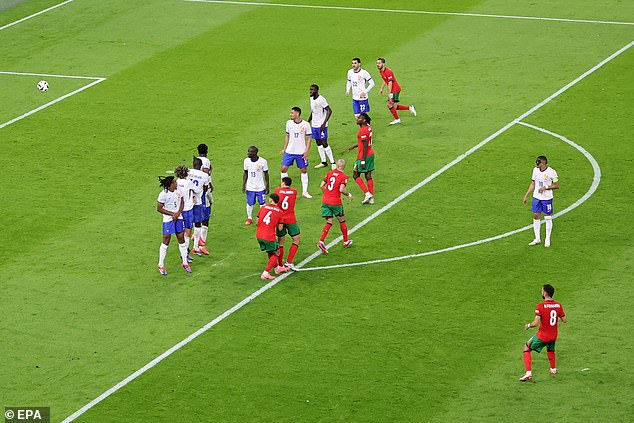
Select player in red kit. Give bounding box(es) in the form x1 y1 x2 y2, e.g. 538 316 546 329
255 193 289 280
376 58 416 125
274 177 301 271
347 113 375 205
318 159 354 254
520 284 567 381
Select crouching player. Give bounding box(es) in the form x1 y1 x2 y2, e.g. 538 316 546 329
156 176 191 275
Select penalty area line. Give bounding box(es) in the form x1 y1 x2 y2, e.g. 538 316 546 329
61 39 630 423
0 0 74 32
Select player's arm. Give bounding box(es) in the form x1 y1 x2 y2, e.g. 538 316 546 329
264 170 270 195
345 79 351 96
540 180 560 193
366 77 375 93
280 133 289 155
320 179 327 193
339 183 353 200
525 314 541 330
307 112 312 124
157 202 175 218
523 181 535 204
379 79 386 95
560 314 568 324
321 106 332 130
387 81 394 100
361 139 369 164
346 143 358 152
173 197 184 220
242 170 248 193
303 133 311 159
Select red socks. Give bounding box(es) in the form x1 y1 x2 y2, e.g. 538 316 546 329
367 179 374 194
389 107 399 119
340 222 349 242
396 104 409 110
355 177 368 193
320 223 332 242
547 351 556 368
265 252 278 272
523 351 532 371
287 243 299 264
278 247 284 266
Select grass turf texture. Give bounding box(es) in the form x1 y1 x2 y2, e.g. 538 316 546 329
1 0 633 421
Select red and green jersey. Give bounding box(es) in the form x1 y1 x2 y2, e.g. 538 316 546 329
256 204 282 242
535 300 566 342
379 67 401 93
274 187 298 224
322 170 349 206
357 125 374 160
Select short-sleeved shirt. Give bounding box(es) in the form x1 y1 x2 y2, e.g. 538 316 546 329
347 68 373 100
274 187 298 224
357 125 374 160
310 95 330 128
285 119 311 154
532 167 558 200
177 178 195 211
244 157 268 192
198 156 212 173
322 170 349 206
536 300 566 342
157 189 183 222
188 168 210 205
379 67 401 93
256 204 282 242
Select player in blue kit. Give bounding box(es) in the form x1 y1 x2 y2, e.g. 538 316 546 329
346 58 375 118
280 107 313 198
156 176 191 275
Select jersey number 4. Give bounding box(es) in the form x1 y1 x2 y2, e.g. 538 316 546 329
263 211 272 225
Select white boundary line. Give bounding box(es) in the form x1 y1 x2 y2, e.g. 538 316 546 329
0 0 74 32
185 0 634 26
300 122 602 272
0 73 106 130
62 39 633 422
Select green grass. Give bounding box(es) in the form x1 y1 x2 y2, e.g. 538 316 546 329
1 1 633 422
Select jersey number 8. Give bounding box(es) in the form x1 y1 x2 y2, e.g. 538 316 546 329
549 310 557 326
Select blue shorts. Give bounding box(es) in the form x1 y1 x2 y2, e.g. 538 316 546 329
246 190 266 206
311 127 328 141
532 198 554 215
182 209 194 229
202 205 211 221
193 204 204 223
352 99 370 115
282 153 308 169
162 219 184 235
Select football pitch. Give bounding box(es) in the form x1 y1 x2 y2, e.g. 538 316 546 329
1 0 633 421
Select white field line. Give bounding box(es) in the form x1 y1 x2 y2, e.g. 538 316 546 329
0 77 106 130
0 71 105 80
61 39 633 423
0 0 74 32
299 123 602 272
185 0 634 26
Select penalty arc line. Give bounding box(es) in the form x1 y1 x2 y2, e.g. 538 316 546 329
185 0 634 26
0 0 74 32
61 39 632 423
299 122 602 272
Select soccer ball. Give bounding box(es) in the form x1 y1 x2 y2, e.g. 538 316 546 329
37 80 49 92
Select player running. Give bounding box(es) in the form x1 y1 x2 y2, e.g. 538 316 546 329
346 57 375 118
243 146 270 225
156 176 191 275
256 193 289 280
376 58 417 125
175 165 196 263
189 157 211 256
347 112 375 205
318 159 354 254
523 156 560 247
274 177 300 271
520 284 567 381
308 84 336 170
196 143 213 250
280 107 312 198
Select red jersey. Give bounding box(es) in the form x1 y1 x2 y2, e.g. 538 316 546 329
255 204 282 242
535 299 566 342
379 67 401 93
322 170 349 206
274 187 298 224
357 125 374 160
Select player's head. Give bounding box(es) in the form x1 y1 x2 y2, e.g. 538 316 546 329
174 165 189 179
376 57 386 70
269 193 280 205
310 84 319 98
193 156 203 169
542 284 555 299
247 146 259 160
158 175 176 190
536 156 548 170
351 57 361 70
336 158 346 170
281 176 292 187
290 106 302 120
197 143 208 156
357 112 371 126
